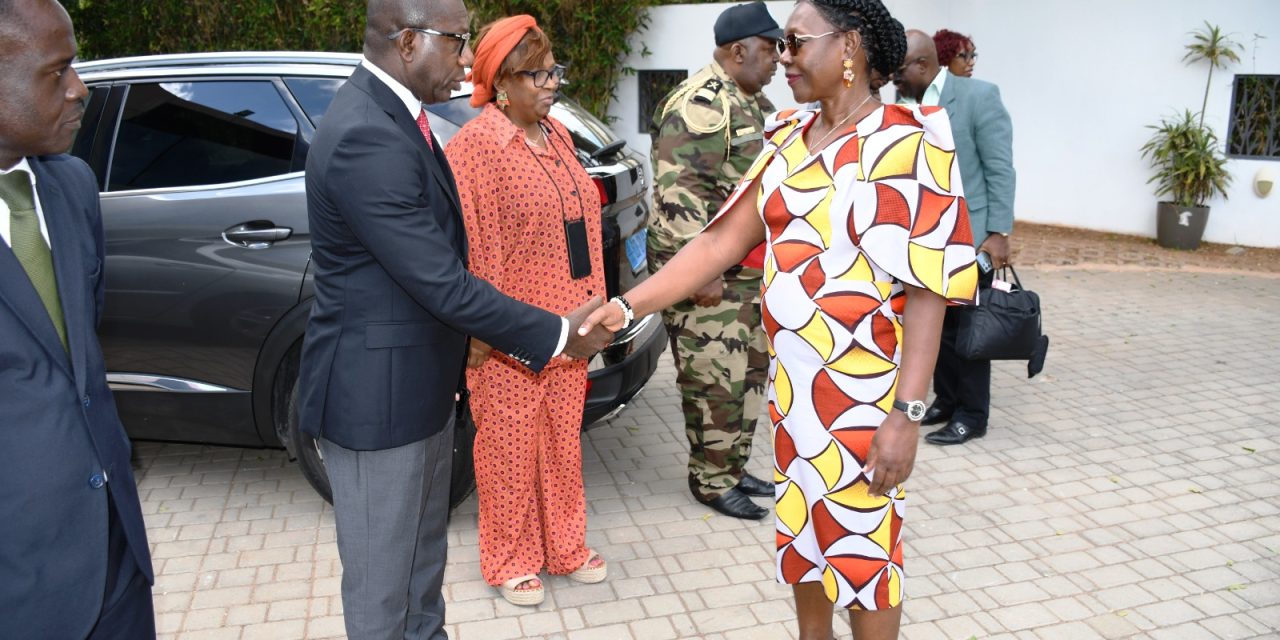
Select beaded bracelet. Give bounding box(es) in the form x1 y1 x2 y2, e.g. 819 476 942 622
609 295 634 327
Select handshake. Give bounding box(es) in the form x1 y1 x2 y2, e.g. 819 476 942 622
469 298 631 369
561 297 623 360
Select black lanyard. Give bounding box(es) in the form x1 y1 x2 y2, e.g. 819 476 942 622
525 121 592 279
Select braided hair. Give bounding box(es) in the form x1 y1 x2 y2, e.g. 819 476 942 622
805 0 907 80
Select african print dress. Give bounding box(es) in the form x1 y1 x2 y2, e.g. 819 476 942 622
716 104 979 610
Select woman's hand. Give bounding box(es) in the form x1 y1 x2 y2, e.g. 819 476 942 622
578 299 627 335
467 340 492 368
863 411 919 496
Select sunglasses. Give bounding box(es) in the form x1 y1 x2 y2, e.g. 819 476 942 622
516 64 568 88
775 30 843 56
956 51 978 61
386 27 472 57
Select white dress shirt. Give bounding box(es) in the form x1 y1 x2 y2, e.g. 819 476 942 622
359 58 572 357
0 157 51 249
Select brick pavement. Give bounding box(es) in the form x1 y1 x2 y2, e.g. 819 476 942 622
134 267 1280 639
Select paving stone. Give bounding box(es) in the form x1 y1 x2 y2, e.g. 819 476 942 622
128 268 1280 639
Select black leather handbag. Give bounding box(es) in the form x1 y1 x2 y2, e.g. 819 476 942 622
955 266 1049 377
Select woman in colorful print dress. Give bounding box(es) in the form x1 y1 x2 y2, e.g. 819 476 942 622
581 1 978 637
445 16 608 607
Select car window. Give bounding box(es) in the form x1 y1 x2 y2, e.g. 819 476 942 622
108 81 298 191
70 86 110 164
284 77 344 126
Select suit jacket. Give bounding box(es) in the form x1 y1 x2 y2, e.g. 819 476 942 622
0 155 153 637
939 74 1016 246
299 65 562 451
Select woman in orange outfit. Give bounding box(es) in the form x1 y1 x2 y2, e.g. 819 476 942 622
444 15 608 607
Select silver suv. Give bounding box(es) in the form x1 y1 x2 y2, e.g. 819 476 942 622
71 52 666 507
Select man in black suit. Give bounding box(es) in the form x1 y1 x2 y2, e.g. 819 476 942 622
894 30 1016 446
0 1 155 637
298 0 613 637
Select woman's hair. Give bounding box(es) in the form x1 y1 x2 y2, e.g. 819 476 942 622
806 0 907 79
933 29 973 66
473 20 553 97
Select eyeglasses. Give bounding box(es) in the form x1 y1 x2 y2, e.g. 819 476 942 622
956 51 978 61
516 64 568 88
386 27 472 57
775 31 843 56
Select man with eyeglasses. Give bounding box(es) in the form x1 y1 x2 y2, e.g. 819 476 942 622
893 28 1016 447
298 0 615 637
647 1 782 521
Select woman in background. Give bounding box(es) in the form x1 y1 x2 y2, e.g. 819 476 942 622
445 15 607 607
934 28 976 77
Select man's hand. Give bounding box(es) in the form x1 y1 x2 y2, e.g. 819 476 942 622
690 277 724 307
862 411 919 496
467 340 492 369
563 297 614 360
979 233 1012 269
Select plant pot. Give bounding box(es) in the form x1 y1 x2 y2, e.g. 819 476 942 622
1156 202 1209 250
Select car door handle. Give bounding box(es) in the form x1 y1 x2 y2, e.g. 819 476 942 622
223 222 293 249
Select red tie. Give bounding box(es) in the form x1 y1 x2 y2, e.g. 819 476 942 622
416 110 434 150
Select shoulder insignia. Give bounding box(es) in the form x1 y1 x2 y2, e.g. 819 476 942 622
692 78 724 105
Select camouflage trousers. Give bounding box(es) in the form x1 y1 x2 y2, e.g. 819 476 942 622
661 268 769 501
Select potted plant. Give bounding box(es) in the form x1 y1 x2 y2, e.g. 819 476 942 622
1140 22 1240 250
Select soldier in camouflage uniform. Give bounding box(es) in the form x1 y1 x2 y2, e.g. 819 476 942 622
647 2 782 520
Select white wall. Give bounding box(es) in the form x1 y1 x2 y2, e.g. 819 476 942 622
609 1 1280 247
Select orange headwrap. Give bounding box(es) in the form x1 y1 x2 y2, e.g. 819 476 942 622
467 15 543 107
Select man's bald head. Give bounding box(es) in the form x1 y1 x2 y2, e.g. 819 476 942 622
364 0 437 55
892 28 941 103
362 0 473 105
904 29 938 67
0 0 57 54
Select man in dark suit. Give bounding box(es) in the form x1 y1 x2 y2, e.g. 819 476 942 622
298 0 613 637
0 1 155 637
894 29 1016 446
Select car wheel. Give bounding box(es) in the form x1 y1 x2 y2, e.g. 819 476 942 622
278 346 477 510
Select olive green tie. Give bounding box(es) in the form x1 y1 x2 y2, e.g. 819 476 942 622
1 170 68 351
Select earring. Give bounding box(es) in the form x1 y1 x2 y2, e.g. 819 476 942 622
496 90 509 110
842 59 855 88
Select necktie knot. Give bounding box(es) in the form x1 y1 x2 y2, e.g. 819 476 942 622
0 169 35 213
416 109 434 150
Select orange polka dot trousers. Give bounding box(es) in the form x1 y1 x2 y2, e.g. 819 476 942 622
469 356 591 586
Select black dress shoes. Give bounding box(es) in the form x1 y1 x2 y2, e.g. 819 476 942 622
737 473 775 497
699 487 769 520
925 420 987 445
921 405 952 426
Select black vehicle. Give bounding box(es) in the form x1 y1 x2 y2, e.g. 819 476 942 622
70 52 665 507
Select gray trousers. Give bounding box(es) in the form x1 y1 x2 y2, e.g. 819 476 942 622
320 418 454 640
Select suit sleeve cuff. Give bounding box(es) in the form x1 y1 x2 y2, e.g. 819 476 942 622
551 317 569 357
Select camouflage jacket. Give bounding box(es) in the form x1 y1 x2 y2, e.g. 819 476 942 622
648 62 774 266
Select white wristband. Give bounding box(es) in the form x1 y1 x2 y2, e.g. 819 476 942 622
610 296 634 327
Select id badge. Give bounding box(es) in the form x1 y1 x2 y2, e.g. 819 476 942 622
564 217 592 279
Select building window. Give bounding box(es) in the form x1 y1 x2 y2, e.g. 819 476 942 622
1228 74 1280 160
638 69 689 133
